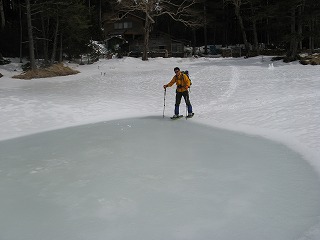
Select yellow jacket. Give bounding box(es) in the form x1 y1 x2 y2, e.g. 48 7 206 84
166 73 191 92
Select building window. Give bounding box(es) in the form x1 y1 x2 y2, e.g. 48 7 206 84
123 22 132 29
114 22 132 30
114 22 123 29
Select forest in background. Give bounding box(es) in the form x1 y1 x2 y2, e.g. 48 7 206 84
1 0 320 66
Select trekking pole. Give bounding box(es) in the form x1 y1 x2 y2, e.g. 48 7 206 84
186 89 190 120
163 89 166 118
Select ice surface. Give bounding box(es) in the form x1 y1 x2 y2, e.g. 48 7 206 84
1 117 320 240
1 56 320 239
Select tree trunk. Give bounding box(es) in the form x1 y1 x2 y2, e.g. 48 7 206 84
51 15 59 64
287 7 298 60
19 0 23 63
41 13 49 64
0 0 5 29
250 2 259 54
309 18 315 52
26 0 36 70
252 18 259 53
234 5 250 54
297 4 304 50
142 14 150 61
203 1 208 55
59 33 63 62
192 28 197 55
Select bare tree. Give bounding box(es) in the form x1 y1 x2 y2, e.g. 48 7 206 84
0 0 5 29
287 4 300 61
224 0 250 54
281 0 305 61
19 0 23 63
51 13 59 64
26 0 36 70
203 0 208 54
113 0 202 60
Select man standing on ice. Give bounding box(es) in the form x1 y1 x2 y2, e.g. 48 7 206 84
163 67 194 119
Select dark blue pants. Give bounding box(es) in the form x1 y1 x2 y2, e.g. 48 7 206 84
175 90 192 115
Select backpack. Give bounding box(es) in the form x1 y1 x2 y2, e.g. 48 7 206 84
182 70 192 87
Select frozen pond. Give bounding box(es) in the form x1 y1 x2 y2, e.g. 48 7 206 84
1 117 320 240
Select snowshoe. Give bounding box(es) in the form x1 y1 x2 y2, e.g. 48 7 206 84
186 113 194 119
170 115 183 120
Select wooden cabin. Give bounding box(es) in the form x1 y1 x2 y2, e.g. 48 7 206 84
103 13 185 57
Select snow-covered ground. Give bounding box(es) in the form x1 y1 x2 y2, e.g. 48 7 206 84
0 56 320 240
